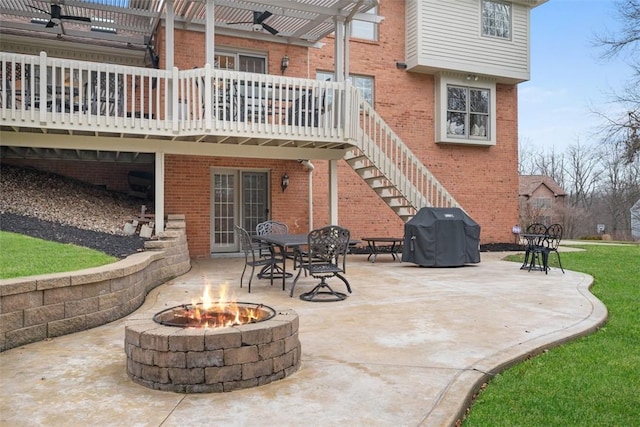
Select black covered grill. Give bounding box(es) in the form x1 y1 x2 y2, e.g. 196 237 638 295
402 207 481 267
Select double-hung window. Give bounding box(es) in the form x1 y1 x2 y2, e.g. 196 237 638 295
481 0 511 39
317 71 374 105
214 52 266 73
350 6 379 41
435 74 496 145
446 85 489 139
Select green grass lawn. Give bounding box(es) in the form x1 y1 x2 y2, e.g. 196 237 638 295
463 244 640 426
0 231 116 279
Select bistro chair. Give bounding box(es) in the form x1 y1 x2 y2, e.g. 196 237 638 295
291 225 352 301
535 223 565 274
234 225 276 293
521 223 547 271
255 220 290 287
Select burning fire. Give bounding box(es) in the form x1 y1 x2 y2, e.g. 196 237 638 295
166 284 265 329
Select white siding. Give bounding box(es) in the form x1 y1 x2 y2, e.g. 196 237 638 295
405 0 531 83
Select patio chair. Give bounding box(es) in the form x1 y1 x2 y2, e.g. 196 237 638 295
234 225 277 293
255 220 290 286
521 223 547 271
291 225 352 301
535 223 565 274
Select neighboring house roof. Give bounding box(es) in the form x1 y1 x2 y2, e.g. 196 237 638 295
519 175 566 197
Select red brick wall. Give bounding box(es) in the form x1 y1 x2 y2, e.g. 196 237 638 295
5 2 520 257
164 155 310 257
304 1 519 244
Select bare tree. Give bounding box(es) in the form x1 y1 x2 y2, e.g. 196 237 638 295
596 140 640 239
533 146 566 190
564 141 602 210
593 0 640 162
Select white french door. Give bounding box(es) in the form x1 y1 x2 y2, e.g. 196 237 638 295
210 168 269 253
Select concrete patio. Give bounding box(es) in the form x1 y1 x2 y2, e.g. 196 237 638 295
0 251 605 426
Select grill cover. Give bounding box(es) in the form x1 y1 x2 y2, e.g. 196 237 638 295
402 208 480 267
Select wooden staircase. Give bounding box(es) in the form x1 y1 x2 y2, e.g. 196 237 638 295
345 92 461 222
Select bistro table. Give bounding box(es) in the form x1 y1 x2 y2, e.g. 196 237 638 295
256 234 309 295
361 237 404 263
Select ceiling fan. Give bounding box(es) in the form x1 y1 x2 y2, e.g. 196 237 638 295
29 3 91 34
227 10 279 35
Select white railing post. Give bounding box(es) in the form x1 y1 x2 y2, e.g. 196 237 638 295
343 81 353 141
38 52 47 123
204 63 212 131
172 66 179 133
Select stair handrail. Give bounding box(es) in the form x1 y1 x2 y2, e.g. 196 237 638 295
349 88 460 210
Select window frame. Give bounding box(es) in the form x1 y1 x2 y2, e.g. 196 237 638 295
435 74 496 146
214 50 267 74
481 0 512 40
350 6 379 41
317 71 374 105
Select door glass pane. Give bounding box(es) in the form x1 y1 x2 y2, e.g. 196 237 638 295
212 171 236 249
242 172 269 236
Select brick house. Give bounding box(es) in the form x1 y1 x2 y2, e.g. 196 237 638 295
519 175 567 226
0 0 548 257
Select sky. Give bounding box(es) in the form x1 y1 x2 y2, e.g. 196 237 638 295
518 0 634 153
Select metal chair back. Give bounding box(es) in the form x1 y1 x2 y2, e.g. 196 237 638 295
290 225 352 300
256 220 288 236
544 224 562 249
234 224 276 292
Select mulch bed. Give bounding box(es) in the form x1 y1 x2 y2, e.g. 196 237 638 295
0 212 148 258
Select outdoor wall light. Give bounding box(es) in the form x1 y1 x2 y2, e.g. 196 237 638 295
281 55 289 74
466 74 479 81
281 173 289 192
395 61 407 70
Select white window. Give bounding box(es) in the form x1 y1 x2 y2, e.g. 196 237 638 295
317 71 374 105
482 0 511 40
532 198 552 210
215 52 266 73
435 74 496 146
446 85 489 139
350 6 378 41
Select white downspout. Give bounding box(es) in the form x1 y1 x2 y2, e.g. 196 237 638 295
329 160 339 225
299 160 315 230
155 152 165 233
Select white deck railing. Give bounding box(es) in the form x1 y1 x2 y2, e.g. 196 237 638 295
0 52 352 143
0 51 459 212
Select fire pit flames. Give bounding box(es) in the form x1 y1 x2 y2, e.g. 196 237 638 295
153 285 276 328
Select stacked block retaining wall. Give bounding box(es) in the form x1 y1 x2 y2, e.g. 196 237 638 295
0 214 191 352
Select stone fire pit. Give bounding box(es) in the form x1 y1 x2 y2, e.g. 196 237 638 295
124 308 301 393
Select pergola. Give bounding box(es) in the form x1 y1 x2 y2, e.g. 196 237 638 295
0 0 381 52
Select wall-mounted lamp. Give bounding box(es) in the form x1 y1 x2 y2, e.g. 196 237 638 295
466 74 479 81
281 173 289 192
281 55 289 74
395 61 407 70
